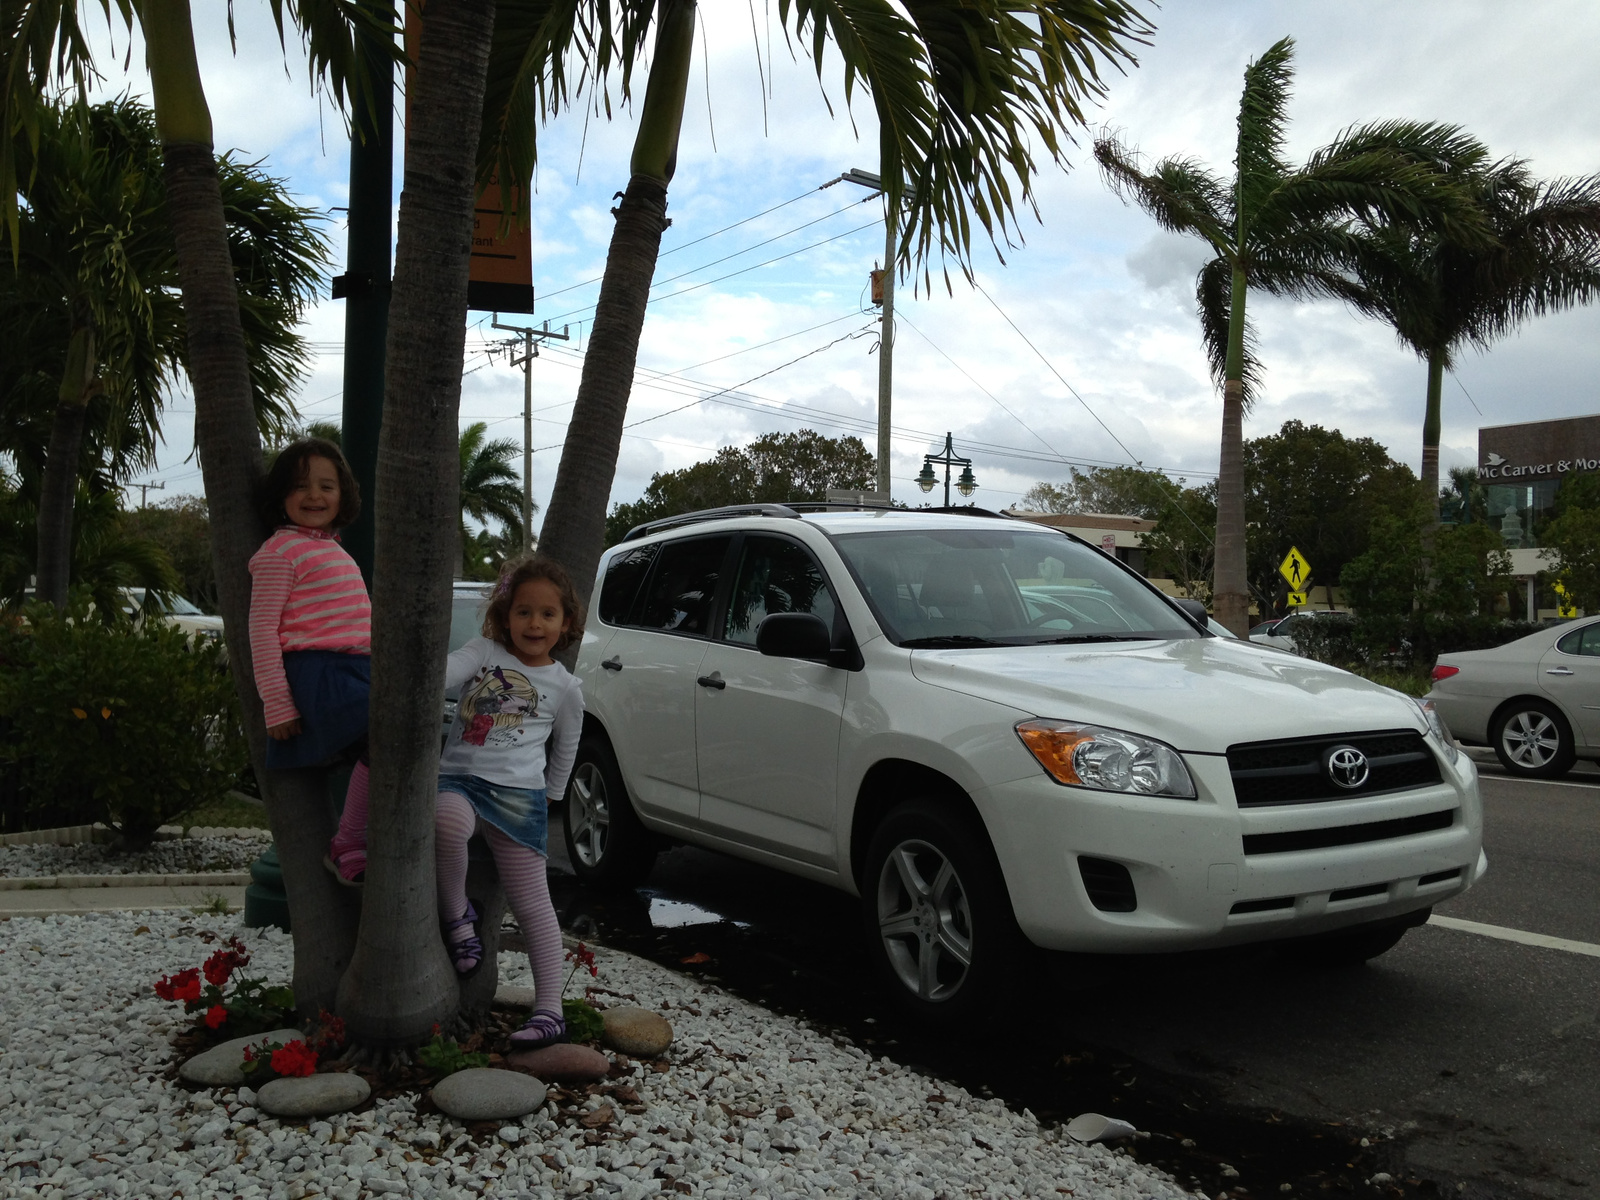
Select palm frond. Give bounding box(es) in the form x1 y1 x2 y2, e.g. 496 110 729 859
1195 254 1261 406
1234 36 1294 220
1094 135 1235 254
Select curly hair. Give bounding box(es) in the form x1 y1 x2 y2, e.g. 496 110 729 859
256 438 361 530
482 555 587 654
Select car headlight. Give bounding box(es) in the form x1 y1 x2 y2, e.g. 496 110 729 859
1016 720 1197 799
1416 698 1459 765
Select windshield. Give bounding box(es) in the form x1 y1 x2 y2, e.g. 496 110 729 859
122 588 203 615
450 590 490 652
833 528 1201 647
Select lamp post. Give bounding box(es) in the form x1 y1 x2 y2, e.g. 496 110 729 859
917 433 977 508
825 167 893 499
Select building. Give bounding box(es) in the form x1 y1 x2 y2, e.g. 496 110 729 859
1004 511 1152 576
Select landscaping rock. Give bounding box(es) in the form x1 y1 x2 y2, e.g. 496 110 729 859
179 1029 303 1087
430 1068 548 1121
504 1042 611 1083
257 1072 370 1118
492 984 539 1010
601 1005 673 1056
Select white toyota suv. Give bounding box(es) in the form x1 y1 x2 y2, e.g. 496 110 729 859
567 506 1485 1023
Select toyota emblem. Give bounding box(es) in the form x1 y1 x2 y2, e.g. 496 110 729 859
1324 745 1370 789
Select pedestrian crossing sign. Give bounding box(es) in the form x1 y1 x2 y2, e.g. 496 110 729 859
1286 591 1309 607
1279 547 1312 591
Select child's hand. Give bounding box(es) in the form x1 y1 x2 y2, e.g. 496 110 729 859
267 719 302 740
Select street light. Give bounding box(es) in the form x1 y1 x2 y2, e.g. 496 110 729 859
919 433 977 508
825 166 893 501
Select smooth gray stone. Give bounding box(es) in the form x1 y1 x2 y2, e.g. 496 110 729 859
601 1006 674 1057
431 1067 549 1121
178 1029 303 1087
258 1072 371 1118
492 984 539 1010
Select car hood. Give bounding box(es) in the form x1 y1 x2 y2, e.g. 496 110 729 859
907 636 1426 753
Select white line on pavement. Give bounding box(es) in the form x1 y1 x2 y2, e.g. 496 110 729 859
1429 914 1600 958
1476 773 1600 791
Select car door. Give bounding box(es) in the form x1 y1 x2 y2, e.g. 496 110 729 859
694 534 848 867
1539 620 1600 747
598 534 733 823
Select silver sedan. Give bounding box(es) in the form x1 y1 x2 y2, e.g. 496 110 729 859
1426 616 1600 778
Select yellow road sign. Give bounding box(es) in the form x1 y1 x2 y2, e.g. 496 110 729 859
1286 591 1309 607
1279 546 1312 591
1553 580 1578 618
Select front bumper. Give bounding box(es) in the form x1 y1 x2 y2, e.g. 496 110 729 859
980 745 1484 953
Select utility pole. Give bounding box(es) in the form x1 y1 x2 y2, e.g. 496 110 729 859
491 316 570 553
130 480 166 508
827 166 893 498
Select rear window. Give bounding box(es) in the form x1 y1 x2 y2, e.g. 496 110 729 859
598 544 658 626
632 536 731 636
1557 622 1600 656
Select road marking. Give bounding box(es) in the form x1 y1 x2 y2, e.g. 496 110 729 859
1429 914 1600 959
1475 772 1600 791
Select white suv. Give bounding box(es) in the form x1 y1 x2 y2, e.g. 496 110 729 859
568 506 1484 1023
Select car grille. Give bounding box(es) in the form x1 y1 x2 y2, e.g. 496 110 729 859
1241 808 1455 855
1227 729 1442 807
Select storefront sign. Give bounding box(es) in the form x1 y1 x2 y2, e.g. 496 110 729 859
1478 414 1600 481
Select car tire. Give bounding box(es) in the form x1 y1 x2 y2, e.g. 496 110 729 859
1490 699 1576 779
563 734 657 887
861 798 1030 1029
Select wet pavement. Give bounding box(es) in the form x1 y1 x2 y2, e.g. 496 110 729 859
528 799 1599 1200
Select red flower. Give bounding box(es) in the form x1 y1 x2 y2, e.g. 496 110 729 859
204 1005 229 1030
312 1009 347 1052
566 942 598 977
270 1040 318 1078
203 941 251 986
155 968 202 1003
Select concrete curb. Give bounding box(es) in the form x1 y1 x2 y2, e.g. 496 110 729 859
0 885 248 916
0 872 253 891
0 821 270 847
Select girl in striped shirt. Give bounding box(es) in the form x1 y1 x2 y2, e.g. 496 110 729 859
248 438 373 885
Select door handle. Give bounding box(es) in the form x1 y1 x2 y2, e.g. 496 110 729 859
1546 667 1575 676
696 673 726 690
601 657 622 672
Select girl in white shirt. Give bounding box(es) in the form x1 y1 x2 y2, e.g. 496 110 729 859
436 557 585 1047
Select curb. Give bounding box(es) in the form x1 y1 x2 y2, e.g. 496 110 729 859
0 821 270 847
0 872 253 891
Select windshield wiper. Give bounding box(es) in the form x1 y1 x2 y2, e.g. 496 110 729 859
900 635 1006 648
1030 634 1167 645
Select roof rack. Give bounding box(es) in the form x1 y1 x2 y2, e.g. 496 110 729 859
621 501 1020 542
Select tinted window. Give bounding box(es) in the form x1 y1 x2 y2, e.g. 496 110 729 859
834 527 1197 647
724 537 837 645
598 544 658 626
1557 623 1600 656
449 589 490 651
634 536 730 635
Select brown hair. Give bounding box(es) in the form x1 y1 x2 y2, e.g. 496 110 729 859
483 555 586 654
257 437 361 530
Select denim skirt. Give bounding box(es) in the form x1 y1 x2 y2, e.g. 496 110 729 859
264 650 371 769
437 772 548 855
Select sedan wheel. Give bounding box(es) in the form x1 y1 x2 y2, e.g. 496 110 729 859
1491 700 1575 779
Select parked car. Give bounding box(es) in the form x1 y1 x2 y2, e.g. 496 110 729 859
442 581 492 735
1248 609 1348 653
119 588 225 642
1426 615 1600 779
569 506 1483 1024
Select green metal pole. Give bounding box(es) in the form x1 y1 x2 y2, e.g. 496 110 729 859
337 2 395 584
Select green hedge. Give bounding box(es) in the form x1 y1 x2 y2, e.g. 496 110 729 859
0 601 247 845
1291 612 1541 673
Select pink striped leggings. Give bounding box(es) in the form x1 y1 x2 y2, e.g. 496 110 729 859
435 788 563 1017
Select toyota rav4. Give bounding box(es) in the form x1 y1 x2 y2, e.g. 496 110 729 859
565 505 1485 1023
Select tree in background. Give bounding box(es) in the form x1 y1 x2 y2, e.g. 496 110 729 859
1543 474 1600 613
1341 503 1511 619
117 496 216 610
605 430 876 545
1141 482 1217 602
1095 37 1485 634
483 0 1155 619
1019 465 1184 518
1343 156 1600 527
457 421 524 573
1440 465 1486 527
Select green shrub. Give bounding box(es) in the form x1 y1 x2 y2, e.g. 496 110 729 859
0 599 247 845
564 997 605 1044
1292 610 1540 673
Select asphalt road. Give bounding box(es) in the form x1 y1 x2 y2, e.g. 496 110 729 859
543 754 1600 1200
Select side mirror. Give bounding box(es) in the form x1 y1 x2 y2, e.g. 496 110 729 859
756 612 832 660
1172 597 1209 628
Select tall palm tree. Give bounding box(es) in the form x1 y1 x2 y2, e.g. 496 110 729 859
7 97 325 609
478 0 1156 614
457 420 524 570
1343 160 1600 526
1094 37 1487 634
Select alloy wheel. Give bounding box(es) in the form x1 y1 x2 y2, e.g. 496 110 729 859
1502 710 1560 769
875 838 974 1003
567 762 611 868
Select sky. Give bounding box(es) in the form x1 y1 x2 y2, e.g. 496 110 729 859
87 1 1600 526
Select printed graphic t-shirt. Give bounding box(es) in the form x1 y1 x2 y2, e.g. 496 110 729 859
438 637 584 797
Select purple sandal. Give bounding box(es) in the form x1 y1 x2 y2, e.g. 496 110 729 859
442 900 484 978
510 1011 567 1048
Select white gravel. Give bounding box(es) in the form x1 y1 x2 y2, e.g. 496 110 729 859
0 835 271 878
0 910 1195 1199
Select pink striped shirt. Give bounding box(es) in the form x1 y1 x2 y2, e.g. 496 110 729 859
248 525 372 727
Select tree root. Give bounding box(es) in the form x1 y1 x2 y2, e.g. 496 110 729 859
337 1044 415 1073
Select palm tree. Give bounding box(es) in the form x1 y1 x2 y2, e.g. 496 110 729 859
1094 37 1487 634
7 97 326 609
1342 160 1600 527
478 0 1156 615
457 421 525 571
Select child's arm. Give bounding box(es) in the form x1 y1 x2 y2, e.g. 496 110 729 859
541 676 585 803
443 638 490 692
247 545 300 735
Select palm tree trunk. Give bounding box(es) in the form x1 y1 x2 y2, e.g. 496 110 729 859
143 0 360 1013
35 319 97 608
1421 350 1444 528
335 0 497 1046
1213 266 1251 636
537 0 696 609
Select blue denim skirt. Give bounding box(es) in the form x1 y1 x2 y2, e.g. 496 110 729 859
264 650 371 769
437 772 548 855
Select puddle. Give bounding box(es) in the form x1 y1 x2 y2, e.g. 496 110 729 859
642 892 748 930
